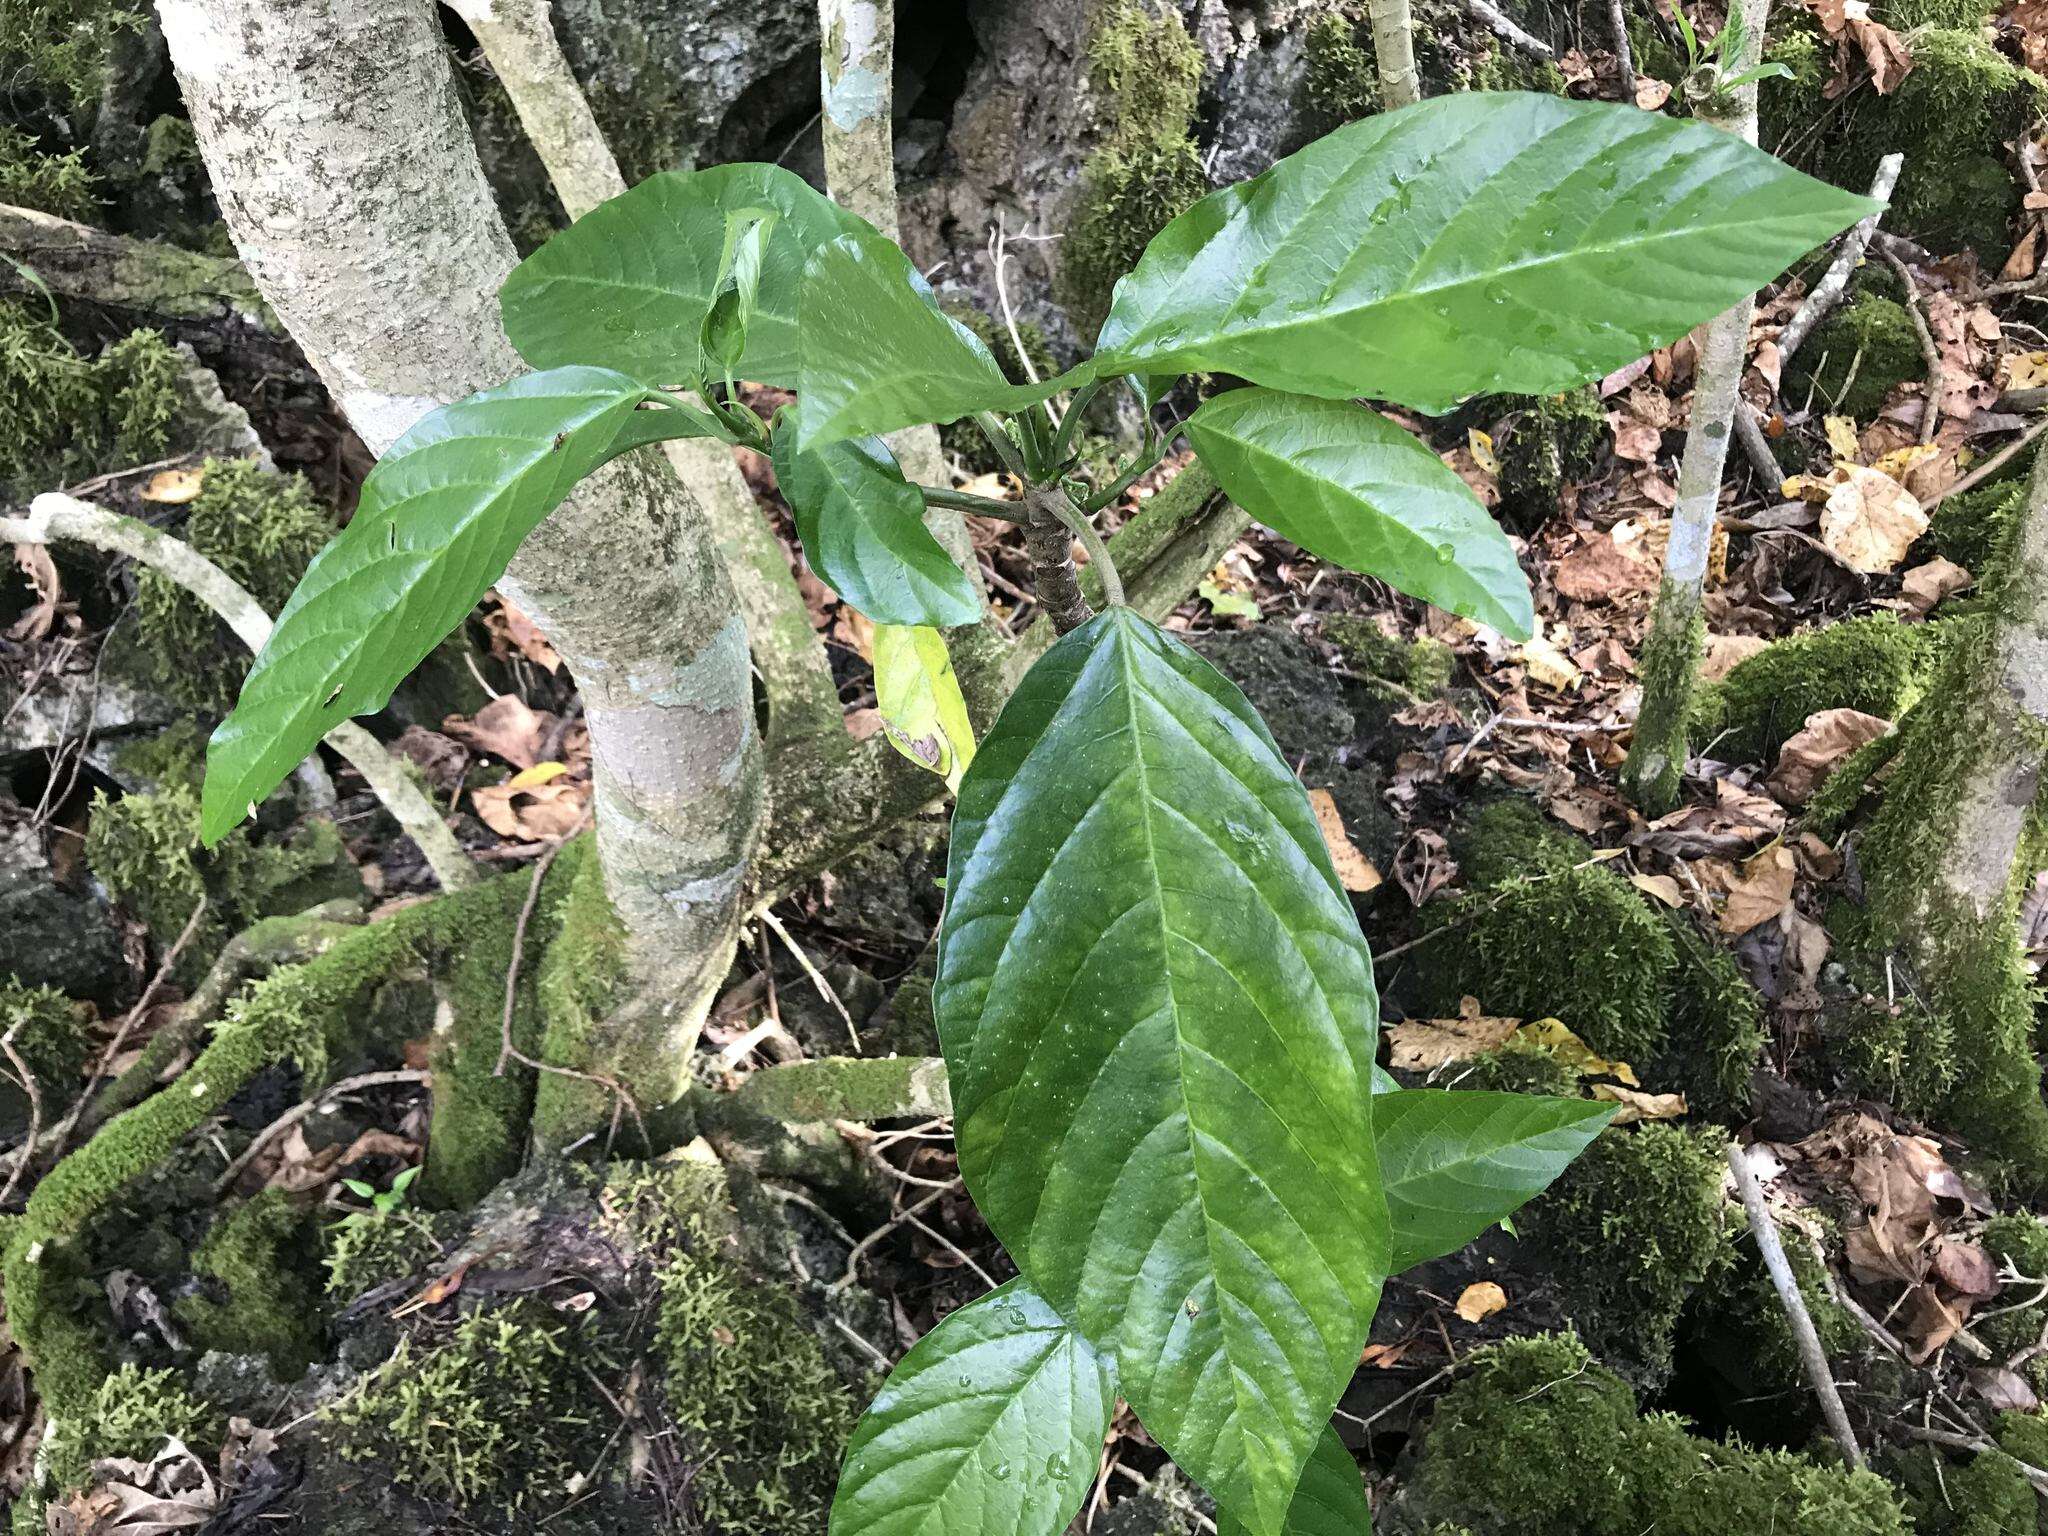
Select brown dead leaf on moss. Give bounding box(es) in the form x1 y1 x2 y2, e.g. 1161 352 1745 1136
1700 843 1797 935
1767 709 1893 805
1590 1083 1686 1123
1901 557 1973 614
1309 789 1381 893
1820 467 1929 573
1386 996 1518 1071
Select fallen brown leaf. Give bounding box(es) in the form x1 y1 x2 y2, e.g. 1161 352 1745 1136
443 694 547 769
1899 557 1973 615
1308 789 1382 894
1387 996 1519 1071
1821 466 1929 574
1590 1083 1687 1123
1454 1281 1509 1323
1767 709 1893 805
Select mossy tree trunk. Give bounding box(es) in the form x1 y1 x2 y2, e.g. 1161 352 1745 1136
1620 0 1769 813
1858 445 2048 1181
157 0 766 1133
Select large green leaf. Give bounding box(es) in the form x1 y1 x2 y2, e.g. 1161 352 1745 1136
499 163 874 387
794 230 1085 449
1186 388 1534 640
770 429 981 627
1094 92 1876 413
201 367 711 844
1216 1426 1371 1536
830 1278 1115 1536
1376 1089 1614 1273
935 607 1388 1536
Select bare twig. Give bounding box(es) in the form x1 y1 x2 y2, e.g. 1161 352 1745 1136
1727 1140 1866 1468
1905 1425 2048 1498
1880 246 1945 445
1923 413 2048 510
213 1068 431 1194
760 908 859 1051
1735 405 1785 485
494 831 577 1078
1778 154 1905 365
1610 0 1638 103
832 1179 962 1292
0 1029 43 1207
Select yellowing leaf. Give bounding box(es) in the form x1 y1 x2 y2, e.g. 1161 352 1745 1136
2003 350 2048 390
1629 872 1686 907
1514 1017 1640 1086
1516 633 1582 692
141 467 205 504
505 759 569 790
1467 427 1501 476
873 623 975 792
1823 414 1862 464
1871 443 1943 484
1455 1281 1509 1322
1308 788 1381 893
1590 1083 1688 1123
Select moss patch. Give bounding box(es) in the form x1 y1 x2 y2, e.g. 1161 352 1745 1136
323 1204 448 1302
1525 1124 1733 1385
38 1362 217 1504
530 841 633 1149
1303 10 1380 127
0 305 181 495
1400 1333 1909 1536
1977 1214 2048 1358
1322 614 1455 696
175 1189 323 1378
325 1300 605 1509
1921 474 2028 575
1784 293 1923 419
131 458 336 714
1492 387 1605 527
1697 614 1935 765
1056 0 1208 336
0 0 142 106
0 126 98 221
1425 801 1677 1065
1654 922 1765 1119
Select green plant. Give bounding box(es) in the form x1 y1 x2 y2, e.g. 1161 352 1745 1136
199 90 1867 1536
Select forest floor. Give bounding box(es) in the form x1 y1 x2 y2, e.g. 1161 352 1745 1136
6 0 2048 1533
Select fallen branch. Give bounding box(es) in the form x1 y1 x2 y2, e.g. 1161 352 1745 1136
0 202 267 327
1905 1425 2048 1498
1777 154 1904 366
1880 245 1945 446
1923 413 2048 511
1463 0 1554 57
3 493 477 892
1610 0 1639 103
1734 404 1786 484
1727 1139 1866 1468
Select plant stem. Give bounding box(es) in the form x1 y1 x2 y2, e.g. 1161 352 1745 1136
921 485 1027 521
973 410 1031 480
1050 495 1125 608
1366 0 1422 108
1022 484 1095 634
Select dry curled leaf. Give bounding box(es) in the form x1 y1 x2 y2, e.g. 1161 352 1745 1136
1455 1282 1509 1323
1590 1083 1687 1123
1767 709 1893 806
140 467 204 504
1386 996 1519 1071
1899 557 1972 615
1703 842 1797 935
1308 789 1381 894
443 694 547 769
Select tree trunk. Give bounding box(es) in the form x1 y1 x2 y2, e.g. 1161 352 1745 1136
1857 444 2048 1181
1620 1 1768 813
1367 0 1422 110
157 0 766 1128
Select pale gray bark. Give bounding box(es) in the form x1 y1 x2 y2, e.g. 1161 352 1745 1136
4 494 477 892
1621 0 1768 811
157 0 765 1120
820 0 900 240
1367 0 1422 110
1777 154 1904 366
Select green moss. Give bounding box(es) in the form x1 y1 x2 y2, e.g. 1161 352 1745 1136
1785 294 1923 419
86 772 349 971
1406 1333 1908 1536
1922 475 2028 575
175 1189 322 1377
1978 1214 2048 1356
1303 10 1379 127
1623 595 1706 813
1428 802 1677 1065
0 126 98 221
326 1301 603 1509
1693 1234 1861 1398
132 458 336 713
1527 1125 1732 1383
1057 0 1208 336
1895 1440 2036 1536
0 980 91 1111
531 841 633 1148
1655 923 1764 1119
39 1363 216 1500
1823 991 1957 1118
648 1158 858 1530
0 311 183 496
1697 614 1935 765
1458 1038 1583 1098
323 1205 447 1300
1806 731 1906 837
0 0 142 105
1465 40 1568 95
1321 614 1455 695
1494 387 1605 526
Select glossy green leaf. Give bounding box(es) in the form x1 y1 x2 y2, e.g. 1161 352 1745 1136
770 429 980 627
1094 92 1876 413
500 163 874 387
1216 1426 1370 1536
1376 1089 1615 1273
1187 389 1533 640
830 1278 1114 1536
201 367 710 844
794 230 1086 449
936 607 1388 1536
873 623 976 790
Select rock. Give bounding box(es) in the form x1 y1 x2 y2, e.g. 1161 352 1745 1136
0 824 125 1006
